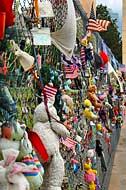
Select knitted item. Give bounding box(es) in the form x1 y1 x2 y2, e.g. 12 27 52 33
22 154 43 190
32 150 44 176
80 46 86 69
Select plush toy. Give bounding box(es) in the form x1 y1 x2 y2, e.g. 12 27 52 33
86 149 95 159
89 181 96 190
84 163 97 184
0 121 45 190
0 121 33 160
64 80 79 94
0 149 30 190
32 97 70 190
83 99 98 120
96 123 102 131
62 92 74 115
88 85 102 111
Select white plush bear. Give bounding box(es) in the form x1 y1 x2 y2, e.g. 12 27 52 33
33 97 70 190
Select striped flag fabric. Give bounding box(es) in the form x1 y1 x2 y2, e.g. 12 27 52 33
43 84 57 99
61 54 80 79
118 64 126 72
64 65 75 75
96 19 111 31
60 137 77 150
64 65 79 79
87 3 110 32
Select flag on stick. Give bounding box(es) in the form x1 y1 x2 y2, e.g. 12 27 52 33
87 3 110 32
60 137 77 150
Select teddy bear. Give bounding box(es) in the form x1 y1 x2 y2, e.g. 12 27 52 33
87 85 102 111
32 97 70 190
62 91 74 116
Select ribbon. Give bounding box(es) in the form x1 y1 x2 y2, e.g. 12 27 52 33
0 149 32 181
34 0 39 17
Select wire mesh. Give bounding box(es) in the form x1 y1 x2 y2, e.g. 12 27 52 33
0 1 122 190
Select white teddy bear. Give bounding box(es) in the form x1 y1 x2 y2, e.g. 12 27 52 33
33 97 70 190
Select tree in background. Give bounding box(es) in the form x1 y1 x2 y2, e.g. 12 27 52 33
96 4 122 63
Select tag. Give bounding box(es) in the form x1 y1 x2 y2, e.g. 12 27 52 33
31 27 51 46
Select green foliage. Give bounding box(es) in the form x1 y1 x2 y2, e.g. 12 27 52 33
40 64 51 85
96 4 122 63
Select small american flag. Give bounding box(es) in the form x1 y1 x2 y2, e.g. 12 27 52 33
87 3 110 32
64 65 79 79
97 19 111 31
43 84 57 99
64 65 75 74
119 64 126 72
60 137 77 150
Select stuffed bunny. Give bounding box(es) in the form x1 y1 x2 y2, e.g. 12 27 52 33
33 97 70 190
0 149 30 190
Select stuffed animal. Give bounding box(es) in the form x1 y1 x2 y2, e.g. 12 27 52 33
0 149 30 190
87 85 102 111
84 163 97 184
83 99 98 120
32 97 70 190
62 92 74 115
0 121 33 161
89 181 96 190
0 121 44 190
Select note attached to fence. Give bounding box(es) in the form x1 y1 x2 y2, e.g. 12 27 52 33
31 27 51 46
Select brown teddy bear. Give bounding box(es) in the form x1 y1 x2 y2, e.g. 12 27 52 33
87 85 102 111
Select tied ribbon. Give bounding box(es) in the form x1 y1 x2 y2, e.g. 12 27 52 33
8 164 32 179
1 149 32 180
0 61 8 75
3 60 7 75
34 0 39 17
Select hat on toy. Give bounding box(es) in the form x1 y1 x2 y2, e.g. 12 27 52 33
42 84 57 101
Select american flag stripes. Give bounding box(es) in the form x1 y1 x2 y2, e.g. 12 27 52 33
87 3 110 32
64 65 79 79
96 19 111 31
43 84 57 99
64 65 75 75
61 54 80 79
60 137 77 150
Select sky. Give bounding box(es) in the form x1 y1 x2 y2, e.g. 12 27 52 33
96 0 122 32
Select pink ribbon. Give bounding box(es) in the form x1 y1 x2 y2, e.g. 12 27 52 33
8 164 32 178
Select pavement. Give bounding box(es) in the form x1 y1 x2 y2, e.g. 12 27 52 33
108 121 126 190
